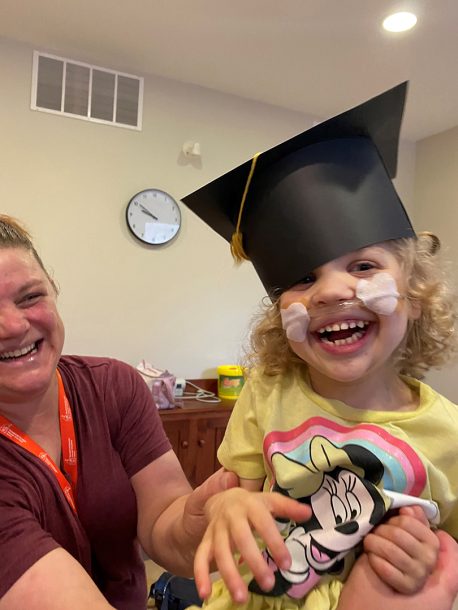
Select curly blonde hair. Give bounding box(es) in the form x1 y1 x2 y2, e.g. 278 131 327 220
0 214 58 293
244 233 458 379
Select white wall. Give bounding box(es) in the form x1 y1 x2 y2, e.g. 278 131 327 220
414 126 458 402
0 36 416 378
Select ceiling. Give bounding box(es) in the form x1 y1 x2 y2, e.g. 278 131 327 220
1 0 457 141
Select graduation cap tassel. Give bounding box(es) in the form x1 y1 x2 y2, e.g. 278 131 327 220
230 230 249 263
230 152 261 264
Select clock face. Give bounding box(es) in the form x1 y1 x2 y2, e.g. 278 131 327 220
126 189 181 245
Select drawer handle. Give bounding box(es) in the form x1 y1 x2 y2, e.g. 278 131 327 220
198 439 206 447
181 441 189 448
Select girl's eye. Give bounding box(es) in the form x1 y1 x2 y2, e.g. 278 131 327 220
350 261 377 273
294 273 316 288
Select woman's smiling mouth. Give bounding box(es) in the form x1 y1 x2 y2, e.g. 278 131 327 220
0 341 41 362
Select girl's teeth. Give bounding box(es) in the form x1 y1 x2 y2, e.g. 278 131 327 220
322 331 364 346
317 319 370 345
318 321 368 334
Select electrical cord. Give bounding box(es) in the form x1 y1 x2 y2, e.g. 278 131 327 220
180 380 221 404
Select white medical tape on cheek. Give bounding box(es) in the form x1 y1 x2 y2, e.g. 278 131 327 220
280 302 310 342
356 272 400 315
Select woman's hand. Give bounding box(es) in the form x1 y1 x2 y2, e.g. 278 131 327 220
363 505 440 594
133 458 238 576
339 529 458 610
193 487 311 604
181 467 239 548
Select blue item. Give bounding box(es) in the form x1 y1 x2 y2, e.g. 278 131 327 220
150 571 203 610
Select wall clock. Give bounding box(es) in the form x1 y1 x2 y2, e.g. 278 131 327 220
126 188 181 245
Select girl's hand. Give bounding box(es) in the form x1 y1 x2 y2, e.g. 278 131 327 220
193 487 311 604
181 467 239 547
363 505 440 594
339 530 458 610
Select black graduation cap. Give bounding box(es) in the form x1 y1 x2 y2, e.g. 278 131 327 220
182 82 415 294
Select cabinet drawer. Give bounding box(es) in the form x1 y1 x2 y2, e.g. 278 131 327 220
160 401 233 487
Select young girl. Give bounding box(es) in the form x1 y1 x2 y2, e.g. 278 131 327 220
182 83 458 610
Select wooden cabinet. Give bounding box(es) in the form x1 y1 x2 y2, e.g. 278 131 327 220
159 396 234 488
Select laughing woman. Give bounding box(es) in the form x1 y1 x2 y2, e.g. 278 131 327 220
0 214 240 609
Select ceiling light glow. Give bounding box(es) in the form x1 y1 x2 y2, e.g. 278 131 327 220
383 11 417 32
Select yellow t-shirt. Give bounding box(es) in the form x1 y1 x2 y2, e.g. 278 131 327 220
204 369 458 610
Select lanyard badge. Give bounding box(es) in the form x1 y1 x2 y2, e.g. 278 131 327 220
0 370 78 513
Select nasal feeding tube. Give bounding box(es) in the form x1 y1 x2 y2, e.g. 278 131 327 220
280 272 401 343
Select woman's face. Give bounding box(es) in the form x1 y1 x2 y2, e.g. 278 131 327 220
0 247 65 404
279 243 419 389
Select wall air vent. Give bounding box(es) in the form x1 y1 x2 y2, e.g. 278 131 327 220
31 51 143 130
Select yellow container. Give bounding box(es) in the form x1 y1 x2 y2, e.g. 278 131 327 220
217 365 245 400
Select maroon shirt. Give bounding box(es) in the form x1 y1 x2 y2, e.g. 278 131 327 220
0 355 171 609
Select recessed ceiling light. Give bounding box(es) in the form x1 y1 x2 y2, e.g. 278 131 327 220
383 11 417 32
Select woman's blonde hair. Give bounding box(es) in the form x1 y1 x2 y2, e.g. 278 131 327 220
245 232 458 379
0 215 58 292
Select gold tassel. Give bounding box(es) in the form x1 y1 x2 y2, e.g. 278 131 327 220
230 231 250 264
230 152 261 265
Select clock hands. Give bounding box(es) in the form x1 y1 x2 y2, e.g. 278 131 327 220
140 204 158 221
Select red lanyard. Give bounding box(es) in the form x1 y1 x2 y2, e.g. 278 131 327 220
0 370 78 513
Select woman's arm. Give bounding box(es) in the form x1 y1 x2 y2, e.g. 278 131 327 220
0 549 116 610
131 451 238 575
338 530 458 610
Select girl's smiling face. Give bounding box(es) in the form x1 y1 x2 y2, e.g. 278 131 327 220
279 243 420 389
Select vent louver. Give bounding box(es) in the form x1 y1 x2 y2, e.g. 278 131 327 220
31 51 143 130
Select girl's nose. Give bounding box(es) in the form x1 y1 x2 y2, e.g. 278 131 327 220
308 272 355 307
0 306 30 338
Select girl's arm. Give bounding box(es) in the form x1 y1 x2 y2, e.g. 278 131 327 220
240 477 265 491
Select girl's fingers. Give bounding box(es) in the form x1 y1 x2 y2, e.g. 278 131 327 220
269 493 312 524
364 530 418 574
194 489 313 603
398 504 430 526
248 494 310 568
364 513 440 595
193 536 214 599
194 524 243 601
224 517 275 589
367 517 439 565
366 552 419 594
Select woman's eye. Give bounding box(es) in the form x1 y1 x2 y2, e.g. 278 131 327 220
20 293 43 306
